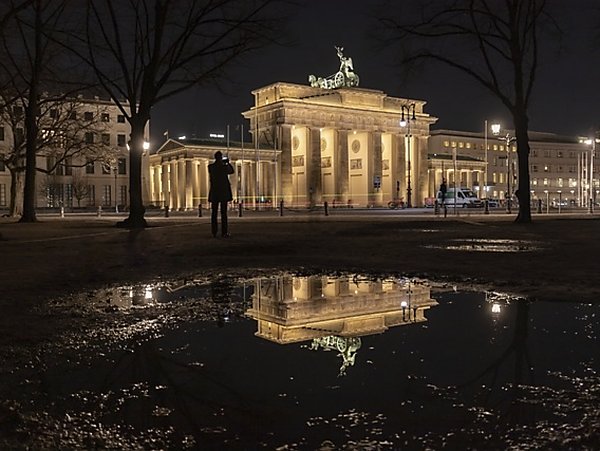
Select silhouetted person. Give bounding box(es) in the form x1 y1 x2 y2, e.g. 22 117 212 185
439 179 447 205
208 151 234 238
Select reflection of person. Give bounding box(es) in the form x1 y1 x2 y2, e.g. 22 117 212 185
208 151 234 238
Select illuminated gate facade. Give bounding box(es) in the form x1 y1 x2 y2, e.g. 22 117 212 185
243 82 437 207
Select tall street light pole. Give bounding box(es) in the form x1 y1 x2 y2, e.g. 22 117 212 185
491 123 517 214
584 137 597 213
400 103 416 208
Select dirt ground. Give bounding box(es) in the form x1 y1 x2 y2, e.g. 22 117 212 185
1 210 599 346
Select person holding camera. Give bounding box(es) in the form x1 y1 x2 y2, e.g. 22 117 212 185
208 151 235 238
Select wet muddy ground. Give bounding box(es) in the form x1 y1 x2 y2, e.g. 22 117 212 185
1 214 599 448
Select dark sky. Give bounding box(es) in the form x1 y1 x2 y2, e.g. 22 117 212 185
150 1 600 146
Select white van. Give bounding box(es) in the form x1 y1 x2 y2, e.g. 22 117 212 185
436 188 483 208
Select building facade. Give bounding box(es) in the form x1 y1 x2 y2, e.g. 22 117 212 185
0 97 149 211
429 130 598 206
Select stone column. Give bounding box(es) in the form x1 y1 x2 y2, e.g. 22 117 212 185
336 129 349 204
280 124 293 204
192 160 200 206
185 159 194 209
415 135 429 206
306 127 322 207
177 159 186 210
201 160 209 206
169 160 177 209
161 161 169 207
397 133 407 204
389 134 401 201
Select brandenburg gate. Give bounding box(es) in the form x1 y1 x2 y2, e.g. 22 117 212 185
149 47 438 209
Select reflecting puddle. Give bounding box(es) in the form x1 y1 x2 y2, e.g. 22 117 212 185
3 273 598 450
425 238 542 252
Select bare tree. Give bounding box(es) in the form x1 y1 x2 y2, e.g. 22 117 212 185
64 0 287 228
71 172 90 207
0 0 84 222
377 0 560 223
0 93 117 216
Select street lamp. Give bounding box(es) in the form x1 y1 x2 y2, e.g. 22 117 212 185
400 103 416 208
583 138 597 213
491 123 517 213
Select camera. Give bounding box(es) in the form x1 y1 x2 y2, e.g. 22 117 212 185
223 157 229 163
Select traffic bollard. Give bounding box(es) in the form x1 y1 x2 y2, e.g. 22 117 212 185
279 200 284 216
198 204 202 217
238 201 243 217
165 205 170 217
484 199 490 214
97 206 102 218
324 201 329 216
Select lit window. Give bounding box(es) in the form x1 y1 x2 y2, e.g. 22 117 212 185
543 178 548 186
458 142 464 148
493 144 498 151
443 140 449 147
558 178 563 187
499 145 504 151
466 142 471 149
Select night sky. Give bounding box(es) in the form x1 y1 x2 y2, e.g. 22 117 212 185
150 0 600 146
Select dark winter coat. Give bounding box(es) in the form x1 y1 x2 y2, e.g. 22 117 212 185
208 159 234 202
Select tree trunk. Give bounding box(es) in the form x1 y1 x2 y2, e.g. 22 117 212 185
513 109 532 223
117 119 147 228
8 165 24 218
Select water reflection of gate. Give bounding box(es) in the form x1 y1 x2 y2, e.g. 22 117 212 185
246 274 438 375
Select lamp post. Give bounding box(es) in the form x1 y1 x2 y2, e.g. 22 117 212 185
400 103 416 208
491 123 517 213
584 138 597 213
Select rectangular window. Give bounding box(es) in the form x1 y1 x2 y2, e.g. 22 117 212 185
118 158 126 175
101 113 110 122
87 185 95 206
543 178 548 186
117 114 125 123
84 111 93 121
50 108 58 119
0 126 5 141
86 160 95 174
85 132 94 144
102 163 111 175
13 106 23 117
65 184 73 207
119 185 127 206
15 128 24 145
544 150 551 158
101 133 110 146
117 134 126 147
0 160 5 172
102 185 111 206
558 178 563 187
68 111 77 120
64 158 72 176
557 151 563 158
0 184 6 206
532 165 538 172
532 150 538 157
